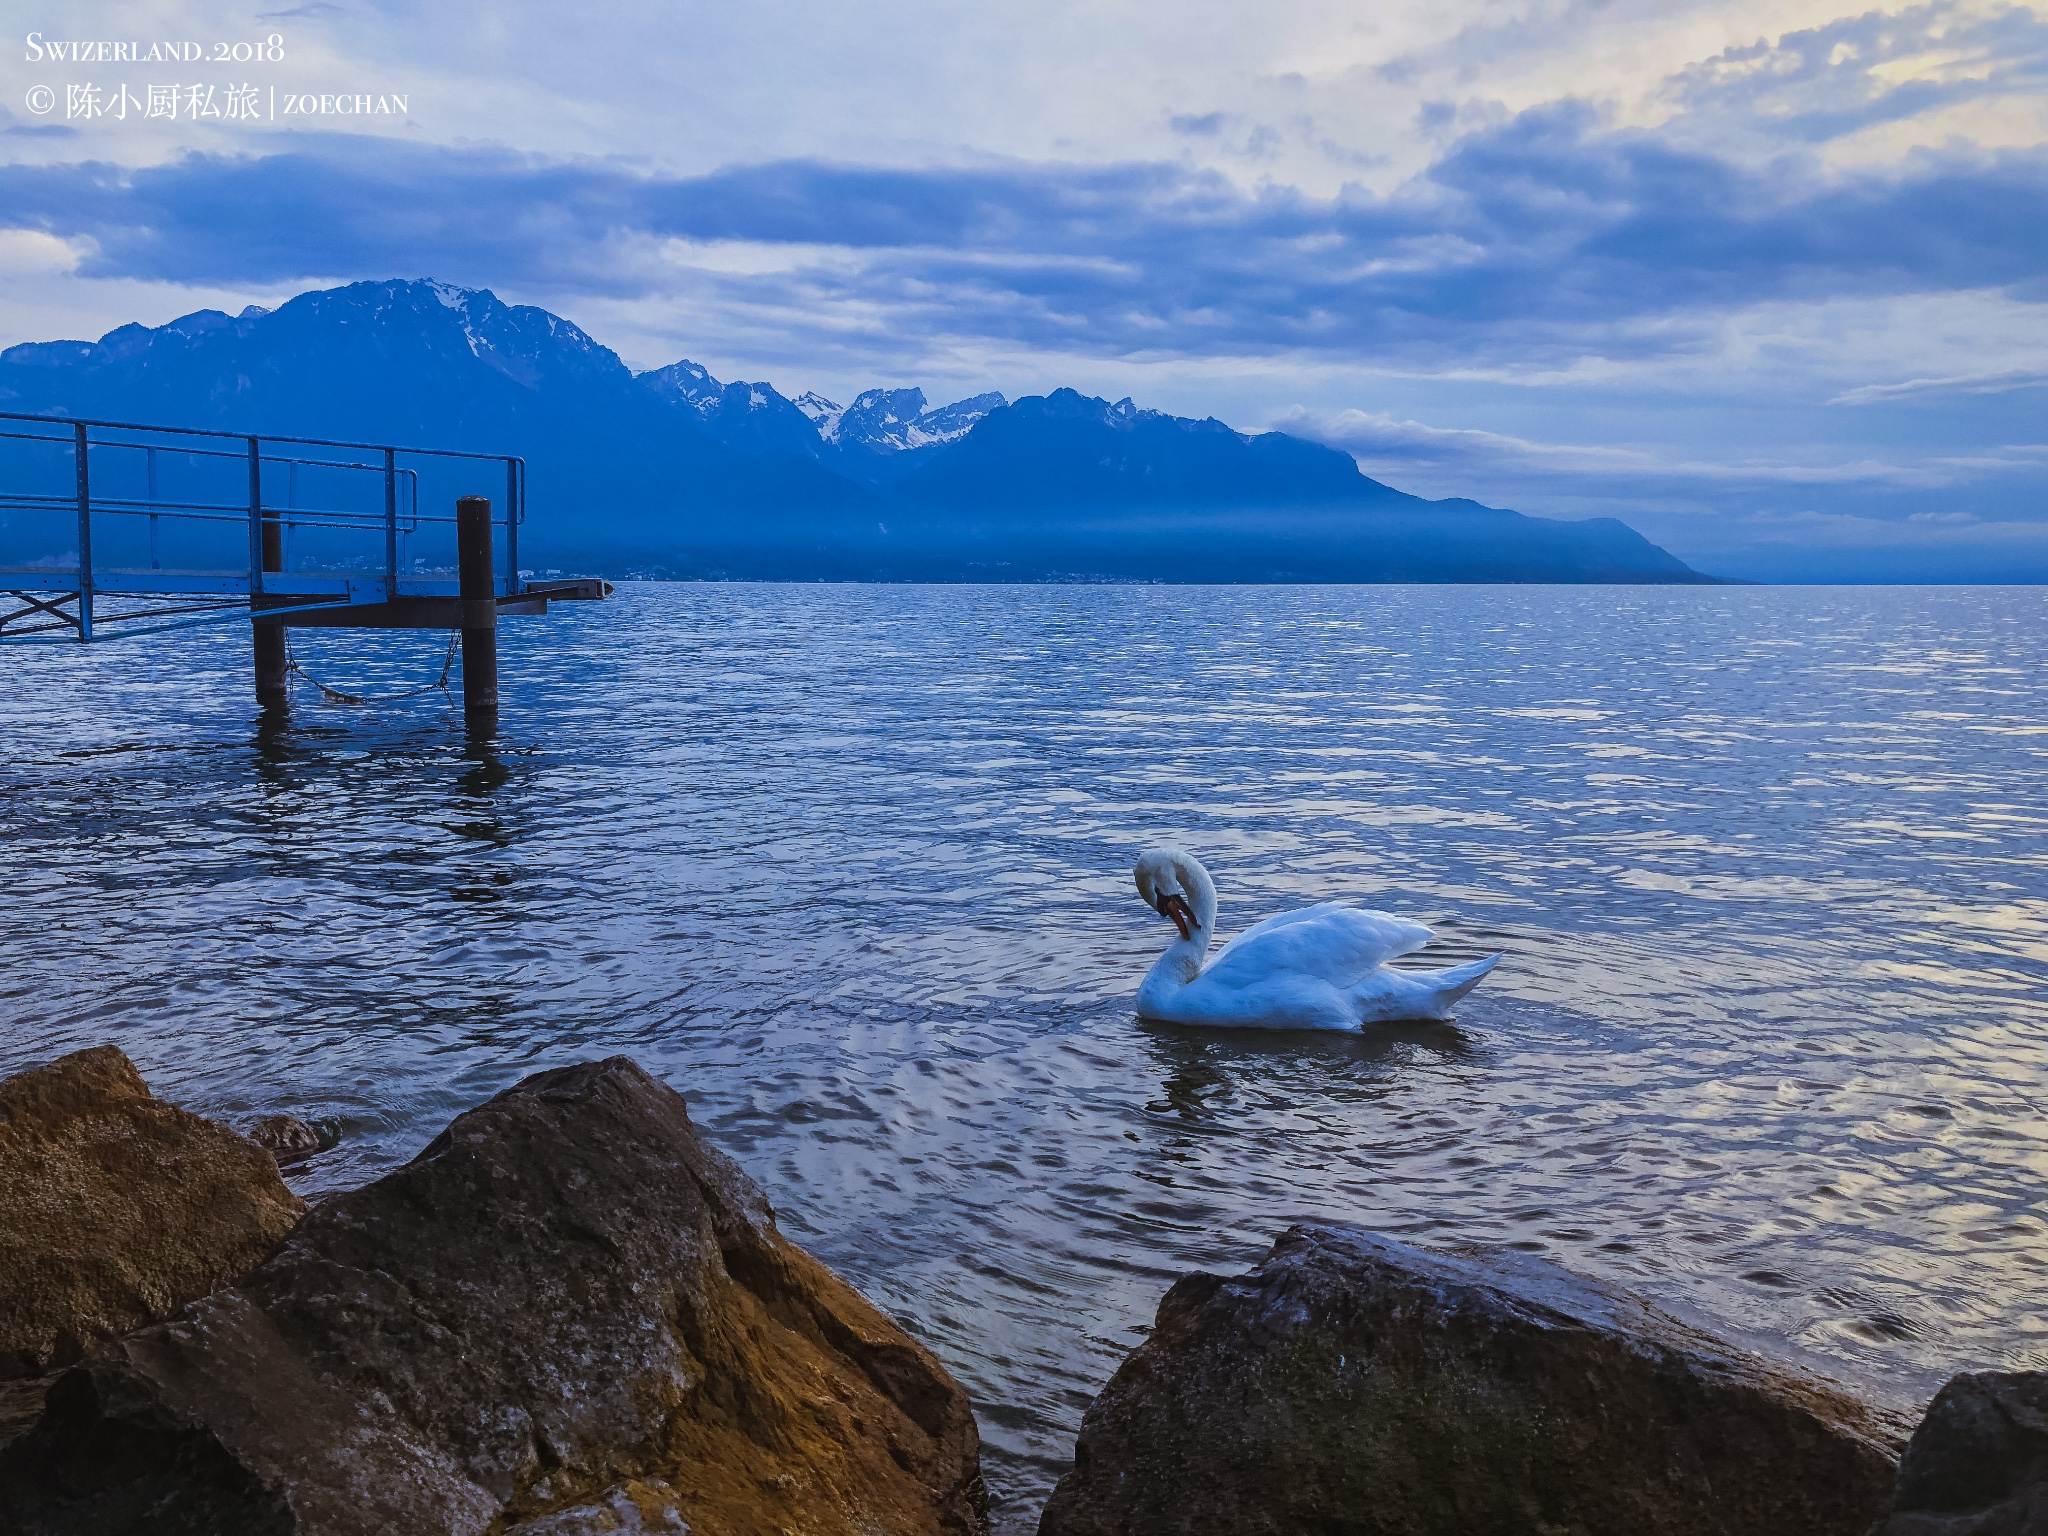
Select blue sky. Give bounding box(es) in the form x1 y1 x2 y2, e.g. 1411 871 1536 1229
3 0 2045 580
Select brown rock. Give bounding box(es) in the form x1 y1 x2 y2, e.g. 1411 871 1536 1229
243 1114 325 1166
0 1056 987 1536
1881 1371 2048 1535
1039 1223 1905 1536
0 1046 306 1380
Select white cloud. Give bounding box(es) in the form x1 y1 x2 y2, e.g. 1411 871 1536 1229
0 228 87 277
1274 405 1963 489
1831 369 2048 405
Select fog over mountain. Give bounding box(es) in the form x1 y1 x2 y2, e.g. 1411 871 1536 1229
0 280 1713 584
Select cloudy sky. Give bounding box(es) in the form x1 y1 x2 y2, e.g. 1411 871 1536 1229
3 1 2045 580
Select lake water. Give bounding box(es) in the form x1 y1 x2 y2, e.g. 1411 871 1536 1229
4 582 2045 1526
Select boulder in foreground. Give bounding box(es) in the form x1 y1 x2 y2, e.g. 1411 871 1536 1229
0 1045 305 1381
0 1056 986 1536
1881 1370 2048 1534
1039 1223 1904 1536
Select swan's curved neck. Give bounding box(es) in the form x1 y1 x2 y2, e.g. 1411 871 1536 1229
1145 927 1211 986
1139 855 1218 1008
1181 857 1218 939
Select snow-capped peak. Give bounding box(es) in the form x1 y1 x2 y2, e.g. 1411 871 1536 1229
793 391 845 439
638 359 725 413
835 388 1007 452
915 391 1006 445
641 363 1003 451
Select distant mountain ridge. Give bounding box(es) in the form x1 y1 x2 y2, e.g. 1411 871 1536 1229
0 278 1717 583
641 359 1007 490
901 388 1385 508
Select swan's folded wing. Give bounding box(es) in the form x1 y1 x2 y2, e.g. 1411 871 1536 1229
1223 902 1352 951
1205 905 1435 990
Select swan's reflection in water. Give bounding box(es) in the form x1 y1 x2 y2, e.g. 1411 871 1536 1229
3 583 2046 1530
1140 1018 1474 1122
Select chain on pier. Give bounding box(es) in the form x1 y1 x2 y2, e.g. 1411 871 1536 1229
283 631 458 705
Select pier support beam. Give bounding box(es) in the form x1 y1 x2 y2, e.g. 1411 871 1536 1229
253 618 288 708
252 482 288 709
456 495 499 731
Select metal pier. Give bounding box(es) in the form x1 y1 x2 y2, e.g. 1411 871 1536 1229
0 411 610 727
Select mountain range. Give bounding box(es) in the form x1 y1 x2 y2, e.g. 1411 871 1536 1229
0 279 1714 583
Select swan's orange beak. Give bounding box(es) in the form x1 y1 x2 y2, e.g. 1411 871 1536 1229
1157 892 1195 940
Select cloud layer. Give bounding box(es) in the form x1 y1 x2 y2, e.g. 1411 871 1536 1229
3 109 2042 374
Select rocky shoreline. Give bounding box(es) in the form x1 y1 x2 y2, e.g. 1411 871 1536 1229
0 1046 2038 1534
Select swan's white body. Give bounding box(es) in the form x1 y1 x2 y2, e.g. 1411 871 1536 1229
1133 847 1499 1029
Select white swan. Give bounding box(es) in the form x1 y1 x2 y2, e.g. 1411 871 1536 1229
1132 846 1500 1029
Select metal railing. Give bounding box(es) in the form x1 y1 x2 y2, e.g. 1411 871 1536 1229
0 411 525 643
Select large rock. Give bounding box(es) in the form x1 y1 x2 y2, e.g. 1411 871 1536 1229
1039 1223 1905 1536
0 1056 986 1536
1881 1371 2048 1534
0 1045 306 1380
242 1114 326 1167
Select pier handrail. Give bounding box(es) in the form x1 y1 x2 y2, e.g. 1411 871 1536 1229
0 408 533 474
0 409 527 643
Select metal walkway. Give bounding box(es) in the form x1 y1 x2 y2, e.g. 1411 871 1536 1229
0 409 609 717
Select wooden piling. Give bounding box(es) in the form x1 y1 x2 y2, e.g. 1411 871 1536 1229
252 466 288 709
252 621 288 708
456 495 499 728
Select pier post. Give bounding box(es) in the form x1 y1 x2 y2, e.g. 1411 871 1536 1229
73 423 94 641
252 440 288 708
456 495 498 729
253 619 288 708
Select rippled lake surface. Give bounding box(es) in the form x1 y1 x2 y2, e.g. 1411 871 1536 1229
5 583 2046 1525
